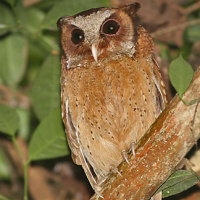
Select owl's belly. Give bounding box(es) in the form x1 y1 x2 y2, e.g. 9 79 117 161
64 56 158 178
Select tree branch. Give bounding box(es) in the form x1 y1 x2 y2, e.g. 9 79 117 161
91 66 200 200
183 1 200 15
151 19 200 37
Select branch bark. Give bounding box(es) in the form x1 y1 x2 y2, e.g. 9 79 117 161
91 66 200 200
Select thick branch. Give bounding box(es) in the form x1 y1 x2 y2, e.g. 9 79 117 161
91 67 200 200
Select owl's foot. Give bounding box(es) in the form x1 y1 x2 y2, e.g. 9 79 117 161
121 149 130 164
121 141 136 164
110 165 123 177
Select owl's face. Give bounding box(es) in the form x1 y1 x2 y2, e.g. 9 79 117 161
58 3 140 65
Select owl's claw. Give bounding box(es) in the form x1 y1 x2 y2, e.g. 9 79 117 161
121 141 136 165
121 149 130 164
131 141 136 157
110 165 123 177
94 185 104 199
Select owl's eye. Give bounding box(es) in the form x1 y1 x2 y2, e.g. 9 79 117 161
71 29 84 44
101 20 120 35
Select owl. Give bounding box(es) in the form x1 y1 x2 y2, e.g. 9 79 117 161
57 2 167 195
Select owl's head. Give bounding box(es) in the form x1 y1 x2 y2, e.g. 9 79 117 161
58 3 152 64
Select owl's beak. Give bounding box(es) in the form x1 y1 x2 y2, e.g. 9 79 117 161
91 44 98 62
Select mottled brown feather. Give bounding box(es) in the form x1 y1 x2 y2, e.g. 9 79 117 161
61 54 167 183
59 3 167 191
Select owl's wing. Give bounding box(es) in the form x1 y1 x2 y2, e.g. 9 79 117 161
62 98 97 189
152 55 168 116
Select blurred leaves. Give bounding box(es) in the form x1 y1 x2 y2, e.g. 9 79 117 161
31 54 61 121
0 104 20 136
0 2 16 36
16 108 30 140
3 0 16 7
0 194 11 200
0 148 11 180
18 7 45 33
28 108 68 162
0 34 28 87
185 24 200 43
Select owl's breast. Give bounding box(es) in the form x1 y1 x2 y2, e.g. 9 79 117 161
62 54 159 176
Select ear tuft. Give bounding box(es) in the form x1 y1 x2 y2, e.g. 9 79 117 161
57 15 69 29
121 3 141 15
57 17 63 29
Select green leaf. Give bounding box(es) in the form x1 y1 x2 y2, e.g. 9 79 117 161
42 0 106 29
0 2 16 36
18 7 45 33
160 43 170 61
0 34 28 87
0 24 10 36
157 170 200 198
0 194 12 200
169 54 194 97
31 54 61 121
34 0 56 11
24 41 49 85
28 108 68 162
3 0 16 7
16 108 30 140
41 31 60 52
98 0 110 6
0 104 20 136
0 148 11 180
186 24 200 43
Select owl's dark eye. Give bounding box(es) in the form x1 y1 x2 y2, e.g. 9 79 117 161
71 29 84 44
101 20 120 35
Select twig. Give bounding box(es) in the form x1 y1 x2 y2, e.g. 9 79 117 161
0 84 30 109
151 19 200 37
184 1 200 15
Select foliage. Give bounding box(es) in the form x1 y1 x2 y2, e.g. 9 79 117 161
169 54 200 105
0 104 20 136
157 170 200 198
0 148 11 180
0 0 199 200
169 54 194 99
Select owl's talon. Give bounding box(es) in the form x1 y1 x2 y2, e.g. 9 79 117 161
110 165 123 177
95 190 104 199
131 141 136 157
121 150 130 164
94 185 104 198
